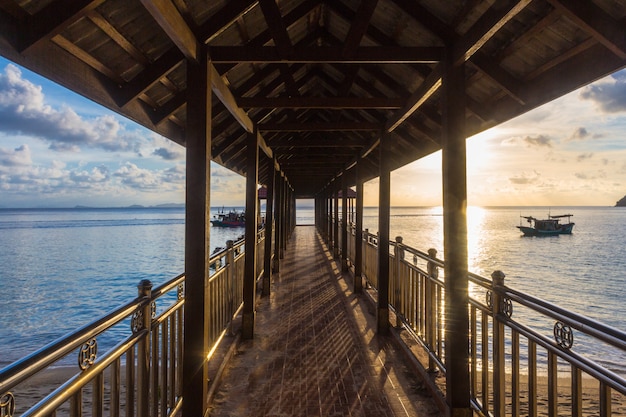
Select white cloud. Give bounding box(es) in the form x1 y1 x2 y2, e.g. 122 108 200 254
0 144 32 167
0 64 148 153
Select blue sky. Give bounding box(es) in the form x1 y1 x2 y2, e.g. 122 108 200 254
0 57 625 208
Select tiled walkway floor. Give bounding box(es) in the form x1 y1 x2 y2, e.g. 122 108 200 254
207 226 443 417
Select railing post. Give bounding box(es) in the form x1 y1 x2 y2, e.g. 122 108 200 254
394 236 404 327
137 279 152 417
492 270 506 417
226 240 235 335
426 248 438 372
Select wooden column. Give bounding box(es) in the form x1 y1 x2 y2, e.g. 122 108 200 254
333 181 339 258
263 161 275 296
341 174 348 271
242 129 259 340
377 132 391 335
442 49 471 416
273 173 282 272
327 190 332 246
182 51 211 417
279 175 285 260
354 158 364 293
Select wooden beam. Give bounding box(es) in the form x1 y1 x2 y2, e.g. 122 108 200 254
238 96 405 109
452 0 532 64
140 0 201 62
259 121 383 131
342 0 378 57
208 46 443 63
385 65 442 132
268 137 367 148
199 0 258 43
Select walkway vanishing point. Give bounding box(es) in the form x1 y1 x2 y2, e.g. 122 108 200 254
206 226 443 417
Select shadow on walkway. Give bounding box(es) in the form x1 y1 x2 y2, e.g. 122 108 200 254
207 226 443 417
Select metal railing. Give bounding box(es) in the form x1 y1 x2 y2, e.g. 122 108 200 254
350 228 626 417
0 230 266 417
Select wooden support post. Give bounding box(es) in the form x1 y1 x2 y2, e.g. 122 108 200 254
182 50 211 417
354 158 364 293
263 161 275 296
341 174 348 272
333 181 339 258
442 49 471 416
242 128 259 340
327 190 332 246
279 175 285 260
377 132 391 335
273 173 282 272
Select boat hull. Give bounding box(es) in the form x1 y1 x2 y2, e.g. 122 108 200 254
210 220 245 228
517 223 574 236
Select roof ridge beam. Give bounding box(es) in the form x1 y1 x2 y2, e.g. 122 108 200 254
208 46 442 63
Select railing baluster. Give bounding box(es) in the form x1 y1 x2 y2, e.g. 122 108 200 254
512 331 520 417
137 280 152 417
492 271 506 416
547 350 558 416
600 381 612 416
528 340 537 416
126 347 135 417
161 320 168 417
70 390 81 417
572 366 582 417
92 373 103 417
111 358 120 417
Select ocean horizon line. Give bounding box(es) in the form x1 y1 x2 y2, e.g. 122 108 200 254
0 204 622 211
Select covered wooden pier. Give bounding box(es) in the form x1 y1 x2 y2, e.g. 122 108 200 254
1 1 624 416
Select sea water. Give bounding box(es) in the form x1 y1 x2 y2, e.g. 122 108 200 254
1 206 625 375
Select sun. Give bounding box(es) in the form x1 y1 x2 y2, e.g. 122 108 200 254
465 129 499 175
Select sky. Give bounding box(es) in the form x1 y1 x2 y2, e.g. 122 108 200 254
0 57 625 208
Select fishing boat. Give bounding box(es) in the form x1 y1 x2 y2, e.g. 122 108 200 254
210 209 245 227
517 214 574 236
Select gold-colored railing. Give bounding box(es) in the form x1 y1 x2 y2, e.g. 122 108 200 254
0 230 265 417
351 229 626 417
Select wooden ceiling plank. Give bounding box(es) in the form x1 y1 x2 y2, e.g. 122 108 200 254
387 0 455 44
547 0 626 59
21 0 105 52
469 52 527 105
140 0 200 62
238 96 405 109
114 48 184 106
525 37 596 80
87 11 149 66
200 0 258 43
208 46 442 63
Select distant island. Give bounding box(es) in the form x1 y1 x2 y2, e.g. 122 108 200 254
616 196 626 207
73 203 185 209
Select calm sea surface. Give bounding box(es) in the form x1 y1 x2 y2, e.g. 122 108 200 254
1 206 625 375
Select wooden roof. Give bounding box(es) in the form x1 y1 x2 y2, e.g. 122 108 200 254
1 0 624 198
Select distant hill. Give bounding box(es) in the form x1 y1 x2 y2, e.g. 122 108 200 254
616 196 626 207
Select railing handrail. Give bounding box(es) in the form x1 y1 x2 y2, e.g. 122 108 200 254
500 285 626 350
0 296 146 394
